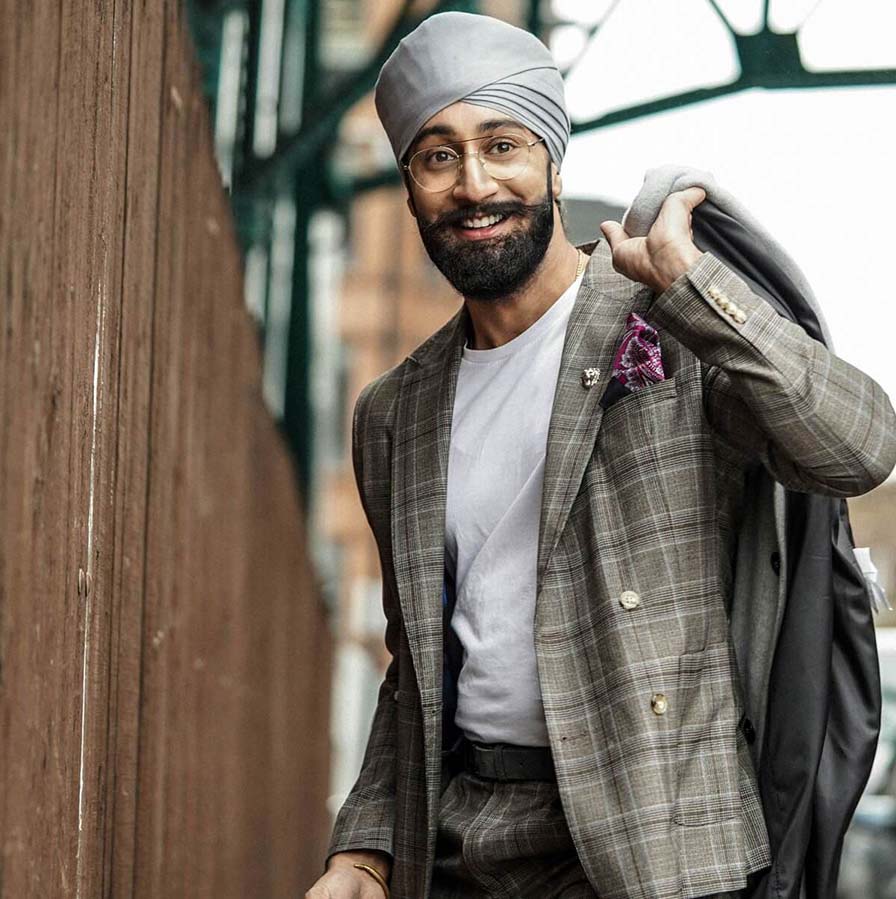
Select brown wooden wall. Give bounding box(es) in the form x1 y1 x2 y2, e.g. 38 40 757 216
0 3 332 896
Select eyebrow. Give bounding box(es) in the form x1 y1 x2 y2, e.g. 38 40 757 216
409 118 528 152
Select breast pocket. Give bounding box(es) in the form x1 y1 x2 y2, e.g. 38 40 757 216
597 376 679 457
600 376 678 427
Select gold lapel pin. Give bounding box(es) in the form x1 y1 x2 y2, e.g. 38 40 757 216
581 367 601 389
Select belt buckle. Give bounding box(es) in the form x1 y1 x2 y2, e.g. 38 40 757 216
469 740 502 780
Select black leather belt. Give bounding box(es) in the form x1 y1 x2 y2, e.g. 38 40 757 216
454 738 556 782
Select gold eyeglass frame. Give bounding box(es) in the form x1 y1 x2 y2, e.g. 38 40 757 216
402 134 546 193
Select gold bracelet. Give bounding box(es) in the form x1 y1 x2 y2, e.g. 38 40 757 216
353 862 390 898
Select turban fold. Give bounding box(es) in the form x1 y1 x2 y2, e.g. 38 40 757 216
374 12 570 169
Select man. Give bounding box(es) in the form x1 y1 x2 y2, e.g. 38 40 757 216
306 12 896 899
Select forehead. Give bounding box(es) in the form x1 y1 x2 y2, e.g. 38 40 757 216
410 101 535 149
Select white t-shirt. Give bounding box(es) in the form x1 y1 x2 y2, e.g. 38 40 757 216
445 274 584 746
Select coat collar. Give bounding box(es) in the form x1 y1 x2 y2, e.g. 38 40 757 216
390 239 652 704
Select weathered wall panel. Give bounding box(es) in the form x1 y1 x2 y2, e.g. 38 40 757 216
0 3 332 897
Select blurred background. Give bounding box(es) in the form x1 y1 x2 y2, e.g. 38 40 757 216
1 1 894 896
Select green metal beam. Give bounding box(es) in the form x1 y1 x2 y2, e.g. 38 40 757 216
280 0 322 490
239 1 263 174
570 68 896 134
300 0 321 116
334 167 402 199
283 163 322 491
526 0 541 37
192 0 247 11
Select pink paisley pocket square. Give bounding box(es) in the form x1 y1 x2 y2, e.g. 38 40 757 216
599 313 666 410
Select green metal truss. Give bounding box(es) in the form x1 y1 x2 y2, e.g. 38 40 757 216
559 0 896 133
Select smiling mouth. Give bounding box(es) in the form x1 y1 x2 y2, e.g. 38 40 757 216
451 212 516 241
458 212 507 230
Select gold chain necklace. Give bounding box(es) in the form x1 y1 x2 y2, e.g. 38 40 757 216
574 249 588 280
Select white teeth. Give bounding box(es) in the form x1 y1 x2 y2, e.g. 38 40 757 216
460 213 505 229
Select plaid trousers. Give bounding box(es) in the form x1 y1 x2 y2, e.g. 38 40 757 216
431 768 596 898
431 765 760 899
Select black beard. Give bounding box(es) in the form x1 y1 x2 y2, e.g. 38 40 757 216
416 175 555 302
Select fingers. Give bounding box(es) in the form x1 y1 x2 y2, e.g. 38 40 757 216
658 188 706 223
600 220 628 252
656 187 706 237
675 186 706 210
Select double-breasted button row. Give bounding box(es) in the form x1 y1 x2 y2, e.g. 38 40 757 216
707 285 747 324
616 591 669 717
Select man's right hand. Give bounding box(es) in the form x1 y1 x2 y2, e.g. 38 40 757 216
305 849 392 898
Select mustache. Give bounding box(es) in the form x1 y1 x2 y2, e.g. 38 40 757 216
419 200 543 235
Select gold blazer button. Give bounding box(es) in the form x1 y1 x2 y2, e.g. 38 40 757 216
651 693 668 716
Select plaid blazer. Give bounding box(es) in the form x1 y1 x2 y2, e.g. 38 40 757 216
328 240 896 899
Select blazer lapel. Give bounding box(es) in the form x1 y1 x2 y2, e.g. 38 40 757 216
390 308 468 714
537 241 653 590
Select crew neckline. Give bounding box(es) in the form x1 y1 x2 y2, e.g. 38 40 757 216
461 272 585 364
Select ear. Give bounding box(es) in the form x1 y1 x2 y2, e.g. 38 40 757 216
551 163 562 202
399 166 419 219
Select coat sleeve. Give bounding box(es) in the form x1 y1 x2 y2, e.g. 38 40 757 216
645 252 896 497
326 380 401 863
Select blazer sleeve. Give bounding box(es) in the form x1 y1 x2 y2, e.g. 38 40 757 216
645 252 896 497
326 380 401 863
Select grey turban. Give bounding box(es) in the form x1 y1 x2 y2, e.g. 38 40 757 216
374 12 570 169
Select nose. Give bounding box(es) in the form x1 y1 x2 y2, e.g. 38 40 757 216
451 152 499 205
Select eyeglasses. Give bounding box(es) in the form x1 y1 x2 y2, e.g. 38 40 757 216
403 134 546 193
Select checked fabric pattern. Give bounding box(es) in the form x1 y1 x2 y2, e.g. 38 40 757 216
431 771 595 897
328 240 896 899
